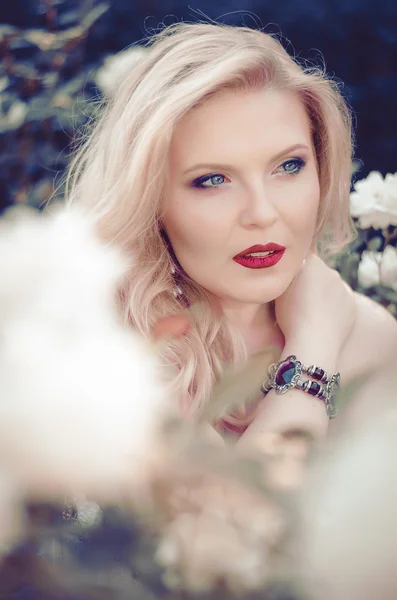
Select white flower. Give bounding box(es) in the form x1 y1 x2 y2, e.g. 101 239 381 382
383 172 397 217
0 206 170 508
357 246 397 291
350 171 397 229
96 46 148 97
379 245 397 291
296 403 397 600
0 99 28 131
155 473 284 593
357 251 381 288
75 498 103 528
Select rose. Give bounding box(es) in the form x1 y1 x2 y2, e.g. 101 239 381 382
357 246 397 291
350 171 397 230
0 207 172 506
96 47 148 97
357 251 381 289
380 245 397 291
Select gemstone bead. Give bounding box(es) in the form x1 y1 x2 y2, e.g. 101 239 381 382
275 361 296 386
308 381 321 396
312 368 325 381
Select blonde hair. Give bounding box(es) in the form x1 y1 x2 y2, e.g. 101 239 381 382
64 22 355 431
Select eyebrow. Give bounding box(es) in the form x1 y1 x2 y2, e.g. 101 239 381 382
182 143 311 176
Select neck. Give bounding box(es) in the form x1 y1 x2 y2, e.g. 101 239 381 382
222 301 273 328
220 301 278 355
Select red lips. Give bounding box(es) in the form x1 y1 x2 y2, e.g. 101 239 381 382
233 243 286 270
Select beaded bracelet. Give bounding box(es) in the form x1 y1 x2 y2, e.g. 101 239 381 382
260 355 340 419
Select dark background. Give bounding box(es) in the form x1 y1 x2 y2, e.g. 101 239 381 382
0 4 396 596
0 0 396 214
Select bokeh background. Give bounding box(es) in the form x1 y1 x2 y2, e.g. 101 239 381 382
2 0 397 314
0 4 397 599
0 0 396 215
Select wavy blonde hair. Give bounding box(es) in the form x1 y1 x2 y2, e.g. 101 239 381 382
64 22 354 431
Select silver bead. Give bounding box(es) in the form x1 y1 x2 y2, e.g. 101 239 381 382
261 379 272 394
321 371 328 383
172 286 182 298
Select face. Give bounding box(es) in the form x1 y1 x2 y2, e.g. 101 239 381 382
162 87 320 308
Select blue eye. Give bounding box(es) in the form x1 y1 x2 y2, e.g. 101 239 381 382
192 174 226 189
191 158 306 189
279 158 306 176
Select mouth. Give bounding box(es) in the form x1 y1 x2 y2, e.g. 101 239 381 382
233 243 286 269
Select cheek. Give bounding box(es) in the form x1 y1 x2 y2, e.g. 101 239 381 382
162 209 215 264
163 196 230 256
289 179 320 239
163 211 221 289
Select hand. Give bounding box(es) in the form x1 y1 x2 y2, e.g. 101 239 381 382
274 254 356 354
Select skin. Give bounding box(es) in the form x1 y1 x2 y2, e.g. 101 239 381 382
162 87 319 352
159 86 397 443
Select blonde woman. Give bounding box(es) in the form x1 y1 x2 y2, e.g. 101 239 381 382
65 22 397 445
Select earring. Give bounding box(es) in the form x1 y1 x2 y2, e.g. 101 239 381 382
172 286 183 298
170 263 182 298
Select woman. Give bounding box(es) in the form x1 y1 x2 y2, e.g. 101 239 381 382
65 22 397 444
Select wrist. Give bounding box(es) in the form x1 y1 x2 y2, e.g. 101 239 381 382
257 344 340 425
282 337 339 375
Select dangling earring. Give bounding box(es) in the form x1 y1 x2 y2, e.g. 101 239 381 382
173 285 183 299
170 263 182 298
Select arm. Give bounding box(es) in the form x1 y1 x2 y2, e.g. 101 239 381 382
239 255 356 447
241 291 397 448
239 340 336 447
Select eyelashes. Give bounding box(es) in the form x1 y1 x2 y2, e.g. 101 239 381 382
279 157 307 176
192 173 228 189
191 157 307 190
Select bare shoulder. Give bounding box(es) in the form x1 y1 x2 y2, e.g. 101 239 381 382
338 291 397 381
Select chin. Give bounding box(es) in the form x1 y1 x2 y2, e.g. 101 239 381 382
246 280 292 304
207 276 294 306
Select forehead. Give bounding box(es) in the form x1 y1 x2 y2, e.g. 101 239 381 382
170 87 313 167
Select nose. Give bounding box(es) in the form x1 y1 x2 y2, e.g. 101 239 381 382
238 182 278 229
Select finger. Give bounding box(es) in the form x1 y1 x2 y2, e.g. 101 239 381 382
152 313 191 340
309 239 319 255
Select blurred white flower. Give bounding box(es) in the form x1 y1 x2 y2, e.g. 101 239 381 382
357 246 397 291
155 472 284 593
96 46 148 97
0 77 9 93
384 171 397 192
296 405 397 600
75 498 103 528
350 171 397 229
0 206 171 513
380 245 397 291
357 250 381 288
0 99 28 131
